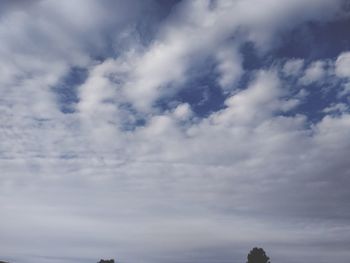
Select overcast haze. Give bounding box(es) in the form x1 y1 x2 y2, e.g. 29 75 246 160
1 1 350 263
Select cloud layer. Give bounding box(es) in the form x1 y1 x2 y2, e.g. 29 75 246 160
1 1 350 263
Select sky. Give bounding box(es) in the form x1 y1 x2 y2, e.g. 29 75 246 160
0 1 350 263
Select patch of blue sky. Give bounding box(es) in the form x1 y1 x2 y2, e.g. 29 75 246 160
241 17 350 123
153 59 227 118
273 17 350 60
52 67 88 114
118 102 147 131
280 82 340 124
240 41 266 70
293 80 348 122
53 14 350 126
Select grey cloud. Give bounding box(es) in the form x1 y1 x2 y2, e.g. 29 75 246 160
0 0 39 16
2 68 350 263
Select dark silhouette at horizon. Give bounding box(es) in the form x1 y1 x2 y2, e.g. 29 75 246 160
98 259 115 263
1 248 272 263
247 247 270 263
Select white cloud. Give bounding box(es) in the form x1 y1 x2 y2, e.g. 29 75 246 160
335 51 350 78
282 58 304 77
323 103 349 114
212 71 283 125
338 82 350 98
172 103 192 120
84 0 345 112
300 60 327 85
215 45 243 91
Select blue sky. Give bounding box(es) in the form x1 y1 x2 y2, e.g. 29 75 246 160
1 1 350 263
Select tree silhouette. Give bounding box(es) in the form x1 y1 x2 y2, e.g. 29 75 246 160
247 247 270 263
98 259 115 263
